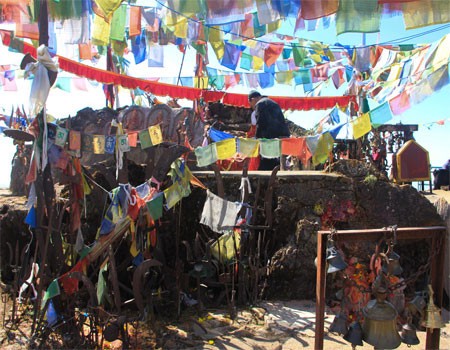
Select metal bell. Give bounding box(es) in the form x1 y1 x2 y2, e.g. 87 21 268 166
344 321 363 347
362 290 401 349
400 321 420 346
326 239 347 274
421 285 444 330
382 248 403 276
329 312 348 336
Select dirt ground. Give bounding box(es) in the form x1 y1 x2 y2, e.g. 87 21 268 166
0 297 449 349
0 188 449 349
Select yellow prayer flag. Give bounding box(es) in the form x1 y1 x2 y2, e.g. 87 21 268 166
267 19 281 33
92 14 111 46
209 26 224 60
215 138 236 160
82 174 92 196
92 135 105 154
173 18 188 38
387 64 402 81
253 56 264 71
351 113 372 140
312 132 334 166
194 76 209 89
148 124 163 145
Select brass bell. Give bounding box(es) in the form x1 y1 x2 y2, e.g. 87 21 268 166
326 239 347 274
400 319 420 346
329 312 348 336
421 285 444 329
344 321 363 347
382 244 403 276
362 289 401 349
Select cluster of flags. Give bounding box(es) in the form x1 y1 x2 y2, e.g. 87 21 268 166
52 123 163 154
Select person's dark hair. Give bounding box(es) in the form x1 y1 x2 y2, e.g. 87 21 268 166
248 90 262 101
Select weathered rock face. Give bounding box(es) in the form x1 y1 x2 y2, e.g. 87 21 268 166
179 160 443 300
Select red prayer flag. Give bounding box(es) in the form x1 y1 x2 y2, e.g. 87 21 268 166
264 43 284 68
301 0 339 20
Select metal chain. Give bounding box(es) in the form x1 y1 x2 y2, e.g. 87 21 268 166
388 237 442 292
341 236 442 294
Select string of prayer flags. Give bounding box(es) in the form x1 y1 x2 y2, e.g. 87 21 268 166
259 139 281 159
215 138 236 160
69 130 81 151
55 126 68 147
351 113 372 140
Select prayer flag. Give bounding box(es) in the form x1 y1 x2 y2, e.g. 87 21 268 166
146 193 163 220
369 102 393 128
92 135 105 154
149 124 163 145
238 138 259 158
105 136 116 154
55 126 68 147
336 0 381 35
215 138 236 160
129 5 141 37
195 144 217 167
117 134 130 152
139 129 152 149
164 182 182 209
312 132 334 165
69 130 81 151
259 139 281 158
128 132 138 147
351 113 372 139
82 134 93 153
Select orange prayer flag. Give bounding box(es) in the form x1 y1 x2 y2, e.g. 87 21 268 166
128 132 138 147
129 5 141 37
264 42 284 67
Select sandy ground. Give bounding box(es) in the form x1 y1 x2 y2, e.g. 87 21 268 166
0 189 449 349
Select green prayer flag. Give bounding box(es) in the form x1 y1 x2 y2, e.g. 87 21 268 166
42 279 60 308
110 4 127 41
139 129 152 149
292 45 308 66
146 193 163 220
56 77 71 92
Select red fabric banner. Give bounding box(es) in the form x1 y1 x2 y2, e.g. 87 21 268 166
0 30 357 111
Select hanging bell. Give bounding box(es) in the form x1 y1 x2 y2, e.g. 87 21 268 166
329 312 348 336
362 289 401 349
326 239 347 274
344 321 364 347
382 245 403 276
400 321 420 346
421 284 444 330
